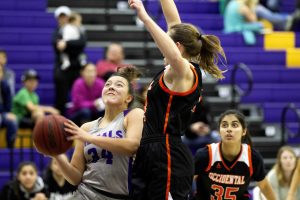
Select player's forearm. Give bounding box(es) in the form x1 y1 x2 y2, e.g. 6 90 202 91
258 179 277 200
53 155 82 186
143 17 184 72
87 136 140 156
159 0 181 29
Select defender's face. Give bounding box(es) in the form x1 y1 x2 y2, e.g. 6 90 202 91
219 115 246 144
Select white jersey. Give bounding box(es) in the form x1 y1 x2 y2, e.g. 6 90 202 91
75 111 132 200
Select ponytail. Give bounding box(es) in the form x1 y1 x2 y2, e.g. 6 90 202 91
169 23 226 80
200 35 226 80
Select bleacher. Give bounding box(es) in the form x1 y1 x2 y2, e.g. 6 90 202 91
1 0 300 194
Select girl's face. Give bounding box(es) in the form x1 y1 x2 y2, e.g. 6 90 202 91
219 114 246 144
102 76 132 107
17 165 38 190
280 150 297 173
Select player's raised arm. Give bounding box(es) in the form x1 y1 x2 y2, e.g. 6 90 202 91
159 0 181 30
129 0 190 78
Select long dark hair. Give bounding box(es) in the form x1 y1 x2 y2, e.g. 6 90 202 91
218 110 253 147
169 23 226 79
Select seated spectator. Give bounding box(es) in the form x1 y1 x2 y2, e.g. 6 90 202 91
252 146 300 200
0 49 15 95
224 0 264 45
0 64 18 148
182 101 220 155
12 69 59 125
224 0 299 35
43 155 76 200
0 161 49 200
96 43 128 80
67 63 105 125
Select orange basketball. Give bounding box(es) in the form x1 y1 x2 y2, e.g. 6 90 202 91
33 115 72 156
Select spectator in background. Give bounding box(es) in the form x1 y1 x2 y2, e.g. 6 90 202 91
67 63 105 126
0 50 15 95
96 43 128 80
43 155 76 200
182 101 220 155
60 12 87 70
53 6 87 115
0 161 49 200
223 0 298 34
12 69 59 125
0 64 18 148
253 146 300 200
224 0 264 45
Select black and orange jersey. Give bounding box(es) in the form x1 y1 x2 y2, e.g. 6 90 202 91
194 143 266 200
142 63 202 137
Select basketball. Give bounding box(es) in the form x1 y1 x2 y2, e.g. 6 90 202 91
33 115 72 156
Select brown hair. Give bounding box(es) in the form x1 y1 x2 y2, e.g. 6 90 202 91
274 146 297 186
169 23 226 79
218 109 252 147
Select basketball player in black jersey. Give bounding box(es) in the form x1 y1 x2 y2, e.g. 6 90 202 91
129 0 226 199
194 110 276 200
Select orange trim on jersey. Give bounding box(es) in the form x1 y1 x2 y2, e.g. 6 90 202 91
144 95 148 112
219 143 243 171
248 145 253 177
163 95 173 134
159 65 199 96
165 134 171 200
205 144 212 172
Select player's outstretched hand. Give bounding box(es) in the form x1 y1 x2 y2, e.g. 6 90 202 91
128 0 149 22
64 120 91 142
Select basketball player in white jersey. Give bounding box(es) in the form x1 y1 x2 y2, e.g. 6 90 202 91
51 66 144 200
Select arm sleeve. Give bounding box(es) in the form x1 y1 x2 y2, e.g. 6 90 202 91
194 146 209 175
252 148 267 182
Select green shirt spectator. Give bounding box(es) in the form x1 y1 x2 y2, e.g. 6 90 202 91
13 88 39 121
12 69 59 125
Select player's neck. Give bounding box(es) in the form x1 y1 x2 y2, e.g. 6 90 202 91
221 143 241 162
101 107 126 126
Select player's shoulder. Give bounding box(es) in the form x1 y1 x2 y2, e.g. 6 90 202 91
250 147 263 159
81 120 98 131
127 108 144 116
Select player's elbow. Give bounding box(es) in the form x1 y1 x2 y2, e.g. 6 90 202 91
126 140 140 155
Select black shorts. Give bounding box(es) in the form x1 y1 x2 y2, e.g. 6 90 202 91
130 135 193 200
